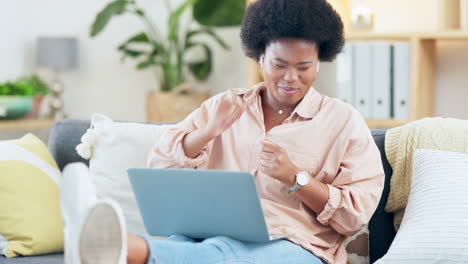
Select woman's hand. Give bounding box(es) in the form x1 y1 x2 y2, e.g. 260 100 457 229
183 96 246 159
259 140 301 186
205 96 247 138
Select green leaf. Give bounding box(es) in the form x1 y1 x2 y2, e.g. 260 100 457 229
137 60 155 69
8 81 34 96
90 0 128 37
185 28 230 50
117 33 148 61
150 43 165 56
117 32 149 52
119 47 145 58
119 32 150 46
2 75 50 96
135 8 145 17
0 84 7 95
168 0 196 41
137 57 160 69
193 0 245 27
26 75 49 95
186 42 212 80
117 32 165 59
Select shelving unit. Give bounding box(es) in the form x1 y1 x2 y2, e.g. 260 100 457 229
0 119 55 131
247 30 468 128
345 31 468 127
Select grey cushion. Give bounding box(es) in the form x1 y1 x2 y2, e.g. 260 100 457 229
47 119 90 170
0 254 63 264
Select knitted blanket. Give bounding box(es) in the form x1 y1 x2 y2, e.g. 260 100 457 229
384 117 468 230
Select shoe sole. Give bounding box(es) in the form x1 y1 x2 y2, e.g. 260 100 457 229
79 200 127 264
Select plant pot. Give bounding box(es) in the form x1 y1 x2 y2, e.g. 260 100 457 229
0 96 33 120
25 95 44 119
146 84 210 123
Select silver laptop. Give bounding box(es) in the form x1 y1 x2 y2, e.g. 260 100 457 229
127 168 293 242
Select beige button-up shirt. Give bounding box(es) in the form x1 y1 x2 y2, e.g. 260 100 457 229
147 82 384 264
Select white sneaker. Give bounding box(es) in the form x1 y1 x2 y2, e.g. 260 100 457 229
61 162 98 264
79 200 127 264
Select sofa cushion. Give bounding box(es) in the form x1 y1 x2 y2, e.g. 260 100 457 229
375 149 468 263
0 134 63 257
0 253 63 264
48 119 90 171
79 114 172 234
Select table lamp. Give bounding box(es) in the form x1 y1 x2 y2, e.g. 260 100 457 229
36 37 78 120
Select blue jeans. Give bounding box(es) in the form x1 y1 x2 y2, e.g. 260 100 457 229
139 234 326 264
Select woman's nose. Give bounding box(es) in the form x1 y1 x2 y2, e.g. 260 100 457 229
284 68 299 83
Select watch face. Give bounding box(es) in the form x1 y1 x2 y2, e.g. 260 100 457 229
297 172 309 186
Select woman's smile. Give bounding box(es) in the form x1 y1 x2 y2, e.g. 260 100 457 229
278 86 299 95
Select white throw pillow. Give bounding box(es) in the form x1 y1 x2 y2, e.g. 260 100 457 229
83 114 172 234
375 149 468 264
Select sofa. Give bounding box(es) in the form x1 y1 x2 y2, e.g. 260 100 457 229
0 119 397 264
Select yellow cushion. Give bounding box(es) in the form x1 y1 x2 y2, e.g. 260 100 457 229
0 133 63 257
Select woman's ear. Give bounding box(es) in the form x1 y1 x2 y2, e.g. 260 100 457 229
316 61 320 73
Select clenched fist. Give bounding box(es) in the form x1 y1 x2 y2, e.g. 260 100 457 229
259 139 301 186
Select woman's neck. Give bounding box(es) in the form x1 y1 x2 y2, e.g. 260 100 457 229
261 91 296 115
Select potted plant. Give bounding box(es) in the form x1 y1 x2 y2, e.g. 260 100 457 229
0 75 49 120
90 0 245 122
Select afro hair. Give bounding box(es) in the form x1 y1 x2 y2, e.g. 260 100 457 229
240 0 345 62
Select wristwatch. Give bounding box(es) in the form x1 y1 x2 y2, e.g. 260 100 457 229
287 171 310 194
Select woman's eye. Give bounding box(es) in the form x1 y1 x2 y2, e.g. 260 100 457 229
298 67 309 71
274 64 286 68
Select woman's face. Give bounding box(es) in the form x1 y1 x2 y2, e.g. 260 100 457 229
261 38 319 108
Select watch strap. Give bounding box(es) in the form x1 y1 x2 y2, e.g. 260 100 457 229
287 183 302 194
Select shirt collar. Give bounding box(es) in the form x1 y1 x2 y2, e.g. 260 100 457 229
230 82 326 119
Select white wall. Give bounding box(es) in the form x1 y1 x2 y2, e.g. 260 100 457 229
2 0 468 124
0 0 247 122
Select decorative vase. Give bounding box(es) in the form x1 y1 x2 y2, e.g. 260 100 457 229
0 96 33 120
146 83 210 123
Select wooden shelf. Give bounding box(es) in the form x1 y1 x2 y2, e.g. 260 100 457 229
366 119 410 129
346 30 468 41
0 119 55 131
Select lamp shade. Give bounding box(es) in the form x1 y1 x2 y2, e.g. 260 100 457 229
37 37 78 71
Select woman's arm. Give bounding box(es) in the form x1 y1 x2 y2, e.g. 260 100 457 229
182 97 246 159
147 108 211 169
259 140 329 213
260 117 384 237
291 173 330 215
312 132 384 236
147 92 246 168
181 128 217 159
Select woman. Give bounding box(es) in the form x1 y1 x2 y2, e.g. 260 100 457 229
74 0 384 263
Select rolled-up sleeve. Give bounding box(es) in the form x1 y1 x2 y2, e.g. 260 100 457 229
147 98 215 169
317 118 385 237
